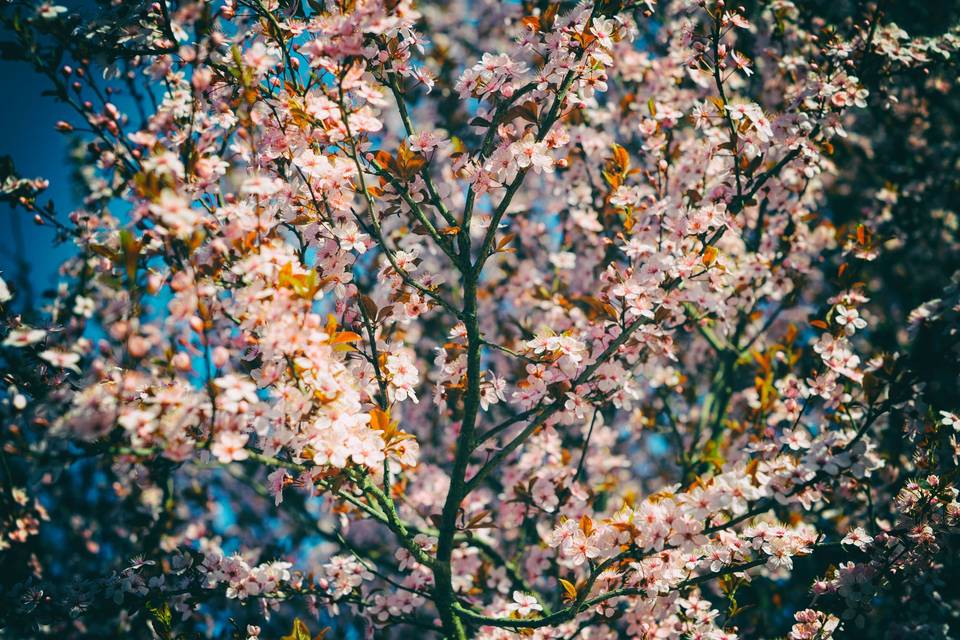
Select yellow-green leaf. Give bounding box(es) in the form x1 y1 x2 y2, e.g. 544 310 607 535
559 578 578 602
282 618 311 640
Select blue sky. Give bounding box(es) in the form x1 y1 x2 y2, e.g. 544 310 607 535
0 57 79 296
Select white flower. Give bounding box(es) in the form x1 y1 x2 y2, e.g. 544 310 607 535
37 3 68 19
508 591 543 617
0 274 11 303
3 327 46 347
940 411 960 431
73 295 96 318
834 305 867 335
39 349 81 373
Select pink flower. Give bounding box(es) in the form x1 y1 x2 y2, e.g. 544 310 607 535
731 51 753 76
295 149 334 179
386 352 420 404
789 609 840 640
333 221 369 254
408 130 445 154
841 526 874 551
511 134 554 174
532 477 559 513
565 532 602 566
149 190 200 238
267 469 289 506
241 174 283 196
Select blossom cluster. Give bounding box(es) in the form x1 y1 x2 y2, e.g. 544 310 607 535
1 0 959 638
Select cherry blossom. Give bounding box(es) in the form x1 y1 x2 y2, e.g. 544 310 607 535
1 0 958 638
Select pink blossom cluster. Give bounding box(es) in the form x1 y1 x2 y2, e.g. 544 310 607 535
2 0 960 638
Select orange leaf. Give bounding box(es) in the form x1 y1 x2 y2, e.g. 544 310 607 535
745 459 760 486
542 3 559 30
521 16 540 31
611 143 630 171
373 150 394 171
602 170 622 190
331 331 362 344
497 232 516 250
370 408 391 432
752 350 770 371
578 514 593 537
